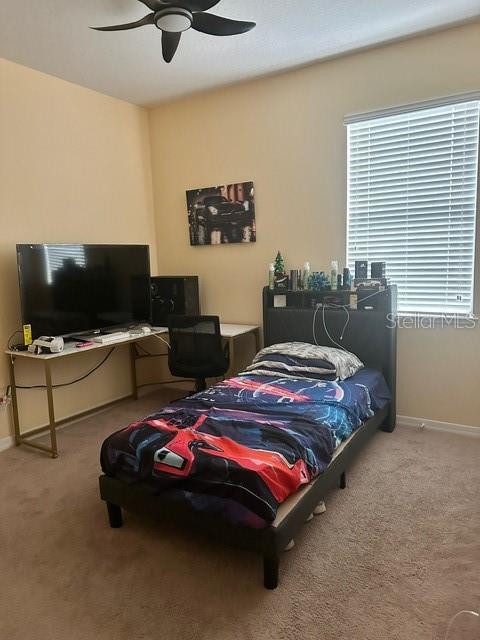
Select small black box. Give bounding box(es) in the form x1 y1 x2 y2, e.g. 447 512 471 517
356 284 392 311
371 262 386 278
150 276 200 325
354 277 389 288
355 260 368 278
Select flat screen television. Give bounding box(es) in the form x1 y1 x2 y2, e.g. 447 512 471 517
16 244 151 339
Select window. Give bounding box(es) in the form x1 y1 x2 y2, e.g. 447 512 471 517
346 96 480 316
43 245 86 285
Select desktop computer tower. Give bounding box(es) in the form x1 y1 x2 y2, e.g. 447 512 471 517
150 276 200 326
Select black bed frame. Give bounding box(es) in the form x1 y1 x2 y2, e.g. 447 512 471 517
99 286 397 589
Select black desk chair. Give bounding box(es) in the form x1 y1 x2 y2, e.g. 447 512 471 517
167 315 230 392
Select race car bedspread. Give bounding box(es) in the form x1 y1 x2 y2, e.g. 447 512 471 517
101 369 390 524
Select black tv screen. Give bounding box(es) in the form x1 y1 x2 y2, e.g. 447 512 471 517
17 244 151 338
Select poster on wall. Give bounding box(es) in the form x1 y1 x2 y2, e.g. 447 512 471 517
186 181 256 246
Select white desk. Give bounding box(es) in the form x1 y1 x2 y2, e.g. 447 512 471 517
219 324 261 379
5 323 260 458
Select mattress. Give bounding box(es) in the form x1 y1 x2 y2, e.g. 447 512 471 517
101 368 391 526
272 419 368 527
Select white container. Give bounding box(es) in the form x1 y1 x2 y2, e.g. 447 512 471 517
268 263 275 290
303 262 311 290
330 260 338 290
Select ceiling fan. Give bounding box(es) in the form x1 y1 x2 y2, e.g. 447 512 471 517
91 0 256 63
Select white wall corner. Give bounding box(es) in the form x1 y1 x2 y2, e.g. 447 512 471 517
397 415 480 437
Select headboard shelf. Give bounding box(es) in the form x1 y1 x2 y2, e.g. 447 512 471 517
264 307 387 315
265 288 351 309
262 286 398 431
264 286 395 313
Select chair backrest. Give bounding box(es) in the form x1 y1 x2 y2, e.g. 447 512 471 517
167 315 228 378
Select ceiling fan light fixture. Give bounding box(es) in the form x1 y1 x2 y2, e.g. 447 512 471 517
92 1 256 63
155 8 193 33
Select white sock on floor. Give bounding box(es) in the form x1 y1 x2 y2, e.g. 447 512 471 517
314 501 326 515
284 539 295 552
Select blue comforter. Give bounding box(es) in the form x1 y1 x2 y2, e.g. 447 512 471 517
101 369 390 525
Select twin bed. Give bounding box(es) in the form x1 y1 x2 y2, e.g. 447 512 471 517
99 286 397 589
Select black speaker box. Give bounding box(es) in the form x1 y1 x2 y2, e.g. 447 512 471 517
355 260 368 278
150 276 200 326
356 284 394 312
371 262 386 278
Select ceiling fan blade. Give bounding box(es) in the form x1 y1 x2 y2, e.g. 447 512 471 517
192 13 256 36
176 0 221 10
91 13 155 31
137 0 218 9
136 0 164 9
162 31 182 63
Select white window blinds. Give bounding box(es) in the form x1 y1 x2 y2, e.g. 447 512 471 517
346 97 480 316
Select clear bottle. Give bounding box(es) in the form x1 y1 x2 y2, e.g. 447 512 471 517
330 260 338 290
268 263 275 290
303 262 311 290
350 291 358 310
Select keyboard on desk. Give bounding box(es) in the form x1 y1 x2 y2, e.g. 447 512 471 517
93 332 131 344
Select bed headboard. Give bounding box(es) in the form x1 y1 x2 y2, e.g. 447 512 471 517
262 286 397 430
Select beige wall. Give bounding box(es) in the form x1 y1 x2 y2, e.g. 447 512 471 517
1 24 479 441
0 59 157 441
149 23 480 428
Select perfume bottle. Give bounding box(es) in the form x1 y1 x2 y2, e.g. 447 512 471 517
268 263 275 290
303 262 311 290
330 260 338 291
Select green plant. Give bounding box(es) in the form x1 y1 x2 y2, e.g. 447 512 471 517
274 251 285 274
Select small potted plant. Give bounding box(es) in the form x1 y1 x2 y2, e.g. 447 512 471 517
273 251 289 290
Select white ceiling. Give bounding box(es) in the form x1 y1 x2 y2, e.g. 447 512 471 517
1 0 479 106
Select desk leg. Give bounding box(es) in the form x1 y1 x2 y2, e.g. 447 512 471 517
44 362 58 459
253 327 261 354
8 357 21 446
130 343 138 401
227 336 235 378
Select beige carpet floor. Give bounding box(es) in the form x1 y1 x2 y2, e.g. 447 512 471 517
0 391 479 640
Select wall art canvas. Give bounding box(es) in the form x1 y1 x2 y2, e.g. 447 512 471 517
187 181 256 246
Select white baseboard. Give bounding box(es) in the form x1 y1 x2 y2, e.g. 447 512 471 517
0 435 14 452
397 414 480 437
0 393 131 454
3 407 478 453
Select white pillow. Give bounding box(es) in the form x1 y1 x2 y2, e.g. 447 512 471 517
253 342 364 381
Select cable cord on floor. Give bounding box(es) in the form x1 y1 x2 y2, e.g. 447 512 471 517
11 348 115 391
444 610 479 640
